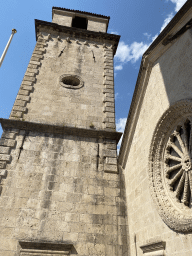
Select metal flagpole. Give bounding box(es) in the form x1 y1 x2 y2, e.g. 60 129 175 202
0 28 17 68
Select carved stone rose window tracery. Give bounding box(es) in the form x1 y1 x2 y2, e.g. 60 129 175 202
149 100 192 232
165 119 192 207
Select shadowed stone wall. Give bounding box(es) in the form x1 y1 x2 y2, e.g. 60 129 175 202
123 28 192 256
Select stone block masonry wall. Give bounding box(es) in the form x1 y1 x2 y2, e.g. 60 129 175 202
10 36 47 120
1 14 121 255
0 130 128 256
123 29 192 256
52 12 73 27
103 46 116 131
9 30 117 131
0 129 18 193
103 139 118 173
87 20 107 33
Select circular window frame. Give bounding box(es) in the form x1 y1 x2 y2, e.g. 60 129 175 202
149 99 192 232
59 74 84 89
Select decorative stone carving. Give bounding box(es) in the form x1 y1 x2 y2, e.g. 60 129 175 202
149 99 192 232
165 122 192 206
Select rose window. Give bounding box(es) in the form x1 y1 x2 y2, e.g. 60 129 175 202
164 119 192 207
149 100 192 232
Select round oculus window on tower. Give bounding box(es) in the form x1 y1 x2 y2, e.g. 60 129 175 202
59 74 84 89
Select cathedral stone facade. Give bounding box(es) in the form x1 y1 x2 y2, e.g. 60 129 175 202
119 1 192 255
0 1 192 255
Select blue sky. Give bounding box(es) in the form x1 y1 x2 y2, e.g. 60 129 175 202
0 0 187 148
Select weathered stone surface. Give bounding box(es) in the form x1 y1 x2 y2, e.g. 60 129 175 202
12 106 27 112
2 132 16 139
18 90 30 96
103 149 117 158
16 95 30 101
105 102 114 108
0 154 11 162
104 164 118 173
103 96 114 103
14 100 27 107
25 72 35 77
0 161 6 169
103 80 113 85
0 139 16 147
104 106 115 113
23 76 36 82
21 85 33 91
22 80 33 86
0 7 127 256
26 68 38 74
29 60 41 66
10 110 23 118
0 169 7 177
106 157 117 165
0 146 11 154
103 88 113 94
31 56 42 62
118 14 192 256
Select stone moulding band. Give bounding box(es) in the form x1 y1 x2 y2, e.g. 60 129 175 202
149 99 192 232
19 241 73 255
35 19 120 55
140 241 166 254
0 118 122 143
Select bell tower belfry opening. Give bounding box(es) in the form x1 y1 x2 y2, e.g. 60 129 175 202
0 7 129 256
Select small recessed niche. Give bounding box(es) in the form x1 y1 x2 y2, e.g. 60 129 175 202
72 16 87 30
59 74 84 89
62 76 80 86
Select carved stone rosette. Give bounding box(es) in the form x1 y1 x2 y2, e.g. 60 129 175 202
149 100 192 232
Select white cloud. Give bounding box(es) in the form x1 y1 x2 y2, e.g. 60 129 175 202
115 92 119 99
152 34 158 42
109 29 119 35
160 12 174 32
115 42 131 63
110 31 119 35
116 118 127 153
143 32 151 40
116 118 127 133
115 41 149 64
130 42 149 62
114 0 187 73
170 0 187 12
115 65 123 71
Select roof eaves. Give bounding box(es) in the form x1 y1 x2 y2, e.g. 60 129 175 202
52 6 110 20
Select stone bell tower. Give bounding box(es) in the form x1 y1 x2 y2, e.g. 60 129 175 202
0 7 128 256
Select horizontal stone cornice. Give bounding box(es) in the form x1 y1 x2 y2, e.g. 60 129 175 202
0 119 122 143
35 19 120 55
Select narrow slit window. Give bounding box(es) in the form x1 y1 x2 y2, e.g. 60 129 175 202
72 16 87 30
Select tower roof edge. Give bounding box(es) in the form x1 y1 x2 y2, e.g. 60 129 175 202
52 6 110 20
35 19 120 55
